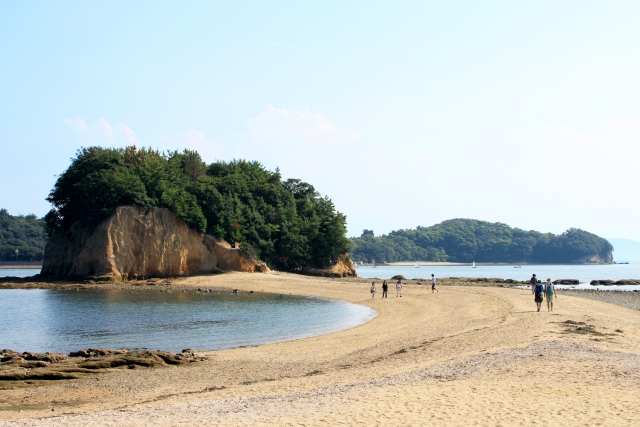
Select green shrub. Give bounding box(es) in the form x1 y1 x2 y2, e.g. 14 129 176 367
45 146 350 270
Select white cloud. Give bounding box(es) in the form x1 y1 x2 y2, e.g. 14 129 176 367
247 105 357 145
63 118 87 131
162 129 221 162
100 117 114 139
63 117 145 147
118 124 139 143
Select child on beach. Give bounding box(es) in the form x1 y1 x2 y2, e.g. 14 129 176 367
382 280 388 298
533 281 544 312
545 278 556 312
396 280 402 297
370 282 376 299
431 274 438 293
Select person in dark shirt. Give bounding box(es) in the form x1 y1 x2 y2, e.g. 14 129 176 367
530 274 538 293
382 280 388 298
533 281 545 312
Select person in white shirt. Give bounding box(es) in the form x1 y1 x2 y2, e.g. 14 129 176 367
370 282 376 299
396 280 402 297
431 274 438 293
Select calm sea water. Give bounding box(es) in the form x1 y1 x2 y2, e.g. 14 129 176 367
356 263 640 291
0 268 41 278
0 289 376 353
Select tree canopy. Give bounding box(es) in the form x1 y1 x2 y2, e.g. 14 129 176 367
349 219 613 264
0 209 47 261
45 146 350 270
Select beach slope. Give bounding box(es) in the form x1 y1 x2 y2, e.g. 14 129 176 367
2 273 640 426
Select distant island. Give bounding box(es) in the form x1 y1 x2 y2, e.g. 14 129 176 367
1 150 615 268
350 219 613 264
0 209 47 261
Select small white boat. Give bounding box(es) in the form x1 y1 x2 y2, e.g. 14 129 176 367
415 261 420 268
472 261 476 268
514 265 521 268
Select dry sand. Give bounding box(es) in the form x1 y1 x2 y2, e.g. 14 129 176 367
2 272 640 426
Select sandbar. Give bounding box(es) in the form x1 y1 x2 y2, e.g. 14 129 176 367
2 272 640 426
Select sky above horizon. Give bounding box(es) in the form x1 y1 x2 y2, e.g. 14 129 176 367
1 1 639 241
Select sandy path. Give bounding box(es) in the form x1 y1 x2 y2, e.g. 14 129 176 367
2 272 640 426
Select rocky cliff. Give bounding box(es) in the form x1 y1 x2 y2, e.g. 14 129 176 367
572 252 613 264
41 206 269 280
300 256 357 278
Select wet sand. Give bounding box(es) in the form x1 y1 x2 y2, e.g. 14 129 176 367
559 289 640 311
2 272 640 426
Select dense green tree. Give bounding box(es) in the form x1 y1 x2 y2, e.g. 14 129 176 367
350 219 613 264
45 146 350 270
0 209 47 261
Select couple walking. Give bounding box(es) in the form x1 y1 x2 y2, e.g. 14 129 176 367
530 274 556 312
370 279 403 298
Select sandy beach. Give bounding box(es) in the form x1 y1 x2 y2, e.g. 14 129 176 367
2 272 640 426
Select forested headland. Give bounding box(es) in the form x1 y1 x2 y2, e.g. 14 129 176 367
0 209 48 261
350 219 613 264
6 148 615 266
44 146 350 271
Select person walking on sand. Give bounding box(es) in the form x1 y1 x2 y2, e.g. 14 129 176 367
530 274 538 293
382 280 388 298
545 278 556 312
370 282 376 299
396 279 403 297
533 280 544 312
431 274 438 293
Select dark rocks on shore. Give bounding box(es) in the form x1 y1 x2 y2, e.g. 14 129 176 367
390 275 407 281
553 279 580 285
590 279 640 286
68 348 127 358
0 347 207 386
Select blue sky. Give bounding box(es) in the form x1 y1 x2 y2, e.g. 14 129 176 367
1 1 639 241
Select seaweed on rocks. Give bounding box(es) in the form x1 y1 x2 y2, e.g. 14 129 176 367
0 348 207 389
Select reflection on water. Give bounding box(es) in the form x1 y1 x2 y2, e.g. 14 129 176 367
0 289 376 353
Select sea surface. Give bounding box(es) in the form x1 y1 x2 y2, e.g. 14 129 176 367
0 289 376 353
0 268 41 278
356 263 640 291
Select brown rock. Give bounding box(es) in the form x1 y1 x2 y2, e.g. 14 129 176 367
21 352 67 363
300 255 357 278
41 206 270 280
590 280 615 286
614 279 640 285
0 349 24 364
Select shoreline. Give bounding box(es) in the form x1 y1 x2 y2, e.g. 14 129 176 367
3 273 640 292
0 266 42 270
2 272 640 425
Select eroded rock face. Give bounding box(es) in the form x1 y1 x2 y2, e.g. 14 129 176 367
41 206 269 280
574 253 614 264
301 256 357 278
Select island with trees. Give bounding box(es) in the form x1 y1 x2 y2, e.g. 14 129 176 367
349 219 613 264
42 146 351 275
3 147 615 269
0 209 47 261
